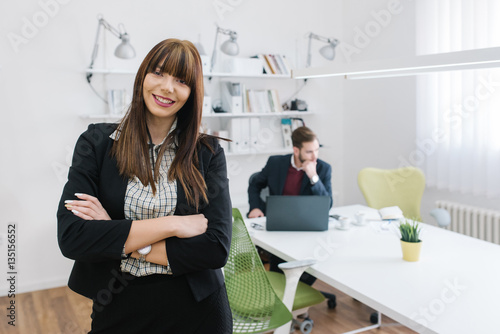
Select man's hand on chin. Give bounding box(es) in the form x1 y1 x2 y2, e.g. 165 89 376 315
301 160 317 179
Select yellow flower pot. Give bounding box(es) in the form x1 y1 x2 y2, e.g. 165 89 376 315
400 240 422 262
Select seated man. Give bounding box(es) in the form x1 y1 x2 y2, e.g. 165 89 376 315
247 126 332 285
248 126 332 218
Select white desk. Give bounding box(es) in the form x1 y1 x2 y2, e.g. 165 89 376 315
245 205 500 334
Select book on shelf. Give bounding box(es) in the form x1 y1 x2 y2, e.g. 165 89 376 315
245 89 281 113
274 55 290 76
267 55 281 74
252 54 272 75
280 55 293 76
251 54 293 75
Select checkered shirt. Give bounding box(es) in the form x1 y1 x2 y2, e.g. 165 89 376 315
110 120 177 277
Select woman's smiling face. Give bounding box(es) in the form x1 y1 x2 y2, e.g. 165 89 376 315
142 67 191 121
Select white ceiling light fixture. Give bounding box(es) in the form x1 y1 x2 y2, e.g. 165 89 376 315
293 46 500 80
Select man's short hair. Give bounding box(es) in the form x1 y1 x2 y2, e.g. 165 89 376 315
292 126 317 148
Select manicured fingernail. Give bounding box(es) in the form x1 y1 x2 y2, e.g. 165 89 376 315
72 209 80 214
75 193 83 196
65 204 73 209
65 200 73 204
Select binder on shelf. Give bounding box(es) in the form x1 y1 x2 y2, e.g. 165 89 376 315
214 130 229 152
228 118 241 152
221 82 243 113
249 117 261 150
240 118 250 152
228 118 250 153
281 118 293 150
202 96 212 115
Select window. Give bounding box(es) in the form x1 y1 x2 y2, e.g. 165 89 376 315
416 0 500 197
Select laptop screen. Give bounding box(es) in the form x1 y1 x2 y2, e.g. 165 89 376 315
265 195 330 231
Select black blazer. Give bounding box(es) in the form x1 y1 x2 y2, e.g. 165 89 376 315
57 123 232 302
248 154 332 214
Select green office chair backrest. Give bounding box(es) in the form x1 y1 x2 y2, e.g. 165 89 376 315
358 167 425 221
225 209 292 333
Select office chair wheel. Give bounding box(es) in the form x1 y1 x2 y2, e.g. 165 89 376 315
370 312 378 324
300 319 313 334
327 296 337 309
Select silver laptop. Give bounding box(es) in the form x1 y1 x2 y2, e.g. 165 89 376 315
265 195 330 231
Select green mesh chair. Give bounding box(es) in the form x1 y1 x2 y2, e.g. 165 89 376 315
226 209 325 334
358 166 426 221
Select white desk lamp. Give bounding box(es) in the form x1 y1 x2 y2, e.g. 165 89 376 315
306 33 339 67
210 25 239 73
86 15 136 102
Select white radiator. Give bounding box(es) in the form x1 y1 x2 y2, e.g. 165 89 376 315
436 201 500 245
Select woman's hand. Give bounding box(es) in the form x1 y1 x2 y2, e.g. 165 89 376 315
174 214 208 238
65 193 111 221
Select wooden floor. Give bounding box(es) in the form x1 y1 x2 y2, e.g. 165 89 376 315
0 281 416 334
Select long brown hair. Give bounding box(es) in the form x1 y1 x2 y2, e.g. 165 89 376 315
111 39 210 207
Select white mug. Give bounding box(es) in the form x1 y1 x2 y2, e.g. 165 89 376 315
339 217 349 229
355 212 366 225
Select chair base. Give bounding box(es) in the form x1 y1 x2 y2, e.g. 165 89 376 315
291 310 314 334
321 291 337 309
341 311 401 334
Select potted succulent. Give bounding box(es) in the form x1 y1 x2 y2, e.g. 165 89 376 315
399 219 422 262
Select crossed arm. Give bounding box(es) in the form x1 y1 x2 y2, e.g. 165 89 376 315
64 193 207 266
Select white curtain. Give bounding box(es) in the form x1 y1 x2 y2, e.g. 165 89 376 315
416 0 500 198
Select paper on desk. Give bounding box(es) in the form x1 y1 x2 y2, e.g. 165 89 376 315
246 216 266 230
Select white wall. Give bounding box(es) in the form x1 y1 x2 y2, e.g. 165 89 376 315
340 0 500 225
341 0 417 206
0 0 343 294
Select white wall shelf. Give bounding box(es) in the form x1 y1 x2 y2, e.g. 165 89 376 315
85 68 136 75
82 68 309 157
80 114 123 121
293 46 500 80
204 72 291 79
80 111 312 120
203 111 312 118
85 68 292 79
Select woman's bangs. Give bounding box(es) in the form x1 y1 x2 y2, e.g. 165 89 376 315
153 44 196 87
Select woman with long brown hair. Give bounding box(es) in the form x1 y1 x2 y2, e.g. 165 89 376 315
57 39 232 333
